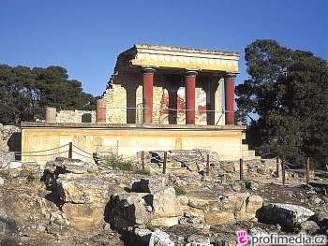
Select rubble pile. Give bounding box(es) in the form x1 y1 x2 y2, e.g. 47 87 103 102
0 151 327 245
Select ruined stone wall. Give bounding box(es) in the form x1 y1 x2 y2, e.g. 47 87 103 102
0 124 20 153
104 83 166 124
103 84 127 124
0 124 20 166
56 110 96 124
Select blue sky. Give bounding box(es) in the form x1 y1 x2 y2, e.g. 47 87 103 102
0 0 327 96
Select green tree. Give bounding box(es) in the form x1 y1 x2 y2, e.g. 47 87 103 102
0 65 96 124
236 40 328 169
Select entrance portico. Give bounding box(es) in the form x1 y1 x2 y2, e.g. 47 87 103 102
107 44 239 126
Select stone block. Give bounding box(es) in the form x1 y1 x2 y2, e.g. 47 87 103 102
62 203 104 231
56 173 110 204
256 203 314 231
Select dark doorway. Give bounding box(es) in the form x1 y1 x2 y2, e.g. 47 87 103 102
81 113 92 123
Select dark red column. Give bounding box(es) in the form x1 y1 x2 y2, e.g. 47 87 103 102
185 71 197 124
224 74 236 125
143 68 155 124
96 98 106 123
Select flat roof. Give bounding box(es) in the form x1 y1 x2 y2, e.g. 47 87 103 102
133 43 240 56
115 43 240 73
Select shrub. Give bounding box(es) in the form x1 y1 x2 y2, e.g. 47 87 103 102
26 173 36 183
102 154 133 171
134 169 151 176
19 169 36 183
174 184 186 196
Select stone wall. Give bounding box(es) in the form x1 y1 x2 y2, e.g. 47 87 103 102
21 125 248 165
0 124 20 153
0 124 20 167
103 84 127 124
56 110 96 124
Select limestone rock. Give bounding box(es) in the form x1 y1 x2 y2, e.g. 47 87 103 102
149 229 174 246
45 157 97 175
240 195 264 220
134 228 153 242
0 152 15 168
107 180 181 230
131 176 167 193
56 173 111 204
179 215 209 230
220 161 236 173
8 162 22 169
201 192 263 225
19 223 47 236
204 211 235 225
177 195 189 206
151 187 181 219
0 161 42 181
62 203 104 231
134 228 174 246
0 209 17 236
106 193 151 230
149 149 218 174
311 211 328 232
221 192 250 213
188 197 211 210
245 180 259 191
46 212 70 235
300 221 320 234
151 217 180 227
20 162 43 180
186 234 211 245
256 203 315 231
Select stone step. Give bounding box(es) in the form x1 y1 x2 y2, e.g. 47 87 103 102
242 144 249 151
246 150 256 156
242 150 261 161
244 155 261 161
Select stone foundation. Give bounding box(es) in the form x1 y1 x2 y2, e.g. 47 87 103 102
21 123 258 165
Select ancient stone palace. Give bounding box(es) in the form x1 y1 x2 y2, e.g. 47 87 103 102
21 44 258 164
100 44 239 126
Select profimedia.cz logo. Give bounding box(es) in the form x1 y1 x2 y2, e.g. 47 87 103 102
236 229 327 246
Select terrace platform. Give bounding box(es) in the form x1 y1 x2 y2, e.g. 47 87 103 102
21 122 258 165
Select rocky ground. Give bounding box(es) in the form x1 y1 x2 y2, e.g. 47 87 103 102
0 150 327 245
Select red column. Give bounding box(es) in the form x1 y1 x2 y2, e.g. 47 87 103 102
224 74 236 125
143 68 155 124
96 98 106 123
185 71 197 124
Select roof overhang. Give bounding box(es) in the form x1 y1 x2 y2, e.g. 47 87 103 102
116 44 240 74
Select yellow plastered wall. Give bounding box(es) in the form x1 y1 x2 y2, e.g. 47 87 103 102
21 127 244 166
